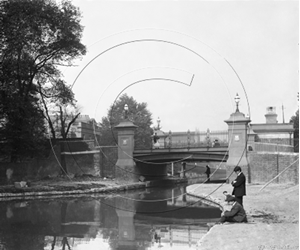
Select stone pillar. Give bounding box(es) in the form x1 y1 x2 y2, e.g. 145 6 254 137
115 210 136 244
171 162 174 176
180 162 186 178
247 125 256 152
115 196 136 249
224 110 251 183
93 152 101 177
114 120 138 183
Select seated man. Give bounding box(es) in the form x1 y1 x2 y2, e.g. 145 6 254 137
223 190 233 201
219 195 247 223
222 191 235 211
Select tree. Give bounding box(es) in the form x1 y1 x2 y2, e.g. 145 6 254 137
38 80 80 141
99 94 153 149
290 109 299 152
0 0 86 161
56 105 81 170
0 93 47 161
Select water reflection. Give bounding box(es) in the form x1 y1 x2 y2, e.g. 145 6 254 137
0 185 221 250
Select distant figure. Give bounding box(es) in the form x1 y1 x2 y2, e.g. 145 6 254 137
181 162 187 178
153 133 160 148
6 168 13 184
154 231 161 243
213 139 220 147
231 166 246 207
219 195 247 223
205 165 211 182
153 133 159 143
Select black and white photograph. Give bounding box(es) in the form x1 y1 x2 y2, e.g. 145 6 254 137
0 0 298 249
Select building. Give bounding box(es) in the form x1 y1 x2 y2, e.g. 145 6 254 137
69 115 101 142
50 114 101 143
250 106 294 146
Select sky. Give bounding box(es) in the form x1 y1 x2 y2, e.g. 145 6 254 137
62 0 299 132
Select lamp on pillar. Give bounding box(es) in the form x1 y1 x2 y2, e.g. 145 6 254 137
224 93 251 183
124 104 129 119
157 117 161 130
234 93 240 112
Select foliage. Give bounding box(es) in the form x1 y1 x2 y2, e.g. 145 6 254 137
0 0 86 161
99 94 153 149
290 92 299 153
0 93 47 161
41 95 81 141
289 109 299 152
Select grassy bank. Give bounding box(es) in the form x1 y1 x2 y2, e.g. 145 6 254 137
187 183 299 250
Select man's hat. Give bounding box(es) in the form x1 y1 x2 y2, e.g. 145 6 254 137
225 195 236 202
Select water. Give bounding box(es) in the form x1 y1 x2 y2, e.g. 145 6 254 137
0 184 221 250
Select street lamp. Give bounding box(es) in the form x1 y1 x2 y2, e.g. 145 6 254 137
124 104 128 119
234 93 240 112
157 117 161 130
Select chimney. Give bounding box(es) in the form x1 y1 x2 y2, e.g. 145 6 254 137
265 106 278 123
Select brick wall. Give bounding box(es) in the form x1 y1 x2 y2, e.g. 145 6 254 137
226 152 298 185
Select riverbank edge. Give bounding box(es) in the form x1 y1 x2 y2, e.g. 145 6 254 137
0 182 146 199
0 178 189 200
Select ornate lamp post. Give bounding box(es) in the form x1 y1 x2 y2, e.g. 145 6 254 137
124 104 129 119
235 93 240 112
157 117 161 130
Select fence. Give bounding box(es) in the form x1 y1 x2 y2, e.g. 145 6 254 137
156 130 229 149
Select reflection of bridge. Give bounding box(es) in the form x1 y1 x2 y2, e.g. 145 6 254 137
133 146 228 163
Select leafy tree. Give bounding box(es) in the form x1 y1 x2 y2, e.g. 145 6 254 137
0 0 86 161
290 109 299 152
99 94 153 149
38 80 80 141
0 93 47 161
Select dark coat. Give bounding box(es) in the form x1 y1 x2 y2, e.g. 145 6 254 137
224 202 247 222
232 172 246 197
205 166 211 175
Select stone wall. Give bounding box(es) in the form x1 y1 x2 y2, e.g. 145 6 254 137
99 146 117 178
64 153 96 176
0 142 108 184
0 145 62 184
226 152 299 185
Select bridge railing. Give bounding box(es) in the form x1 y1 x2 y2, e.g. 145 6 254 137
161 142 228 149
135 142 228 151
150 129 229 149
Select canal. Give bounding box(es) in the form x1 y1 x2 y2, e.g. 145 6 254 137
0 184 221 250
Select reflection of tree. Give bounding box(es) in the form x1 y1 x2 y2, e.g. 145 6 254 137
101 229 118 249
0 227 45 250
62 237 71 250
49 236 71 250
51 236 56 250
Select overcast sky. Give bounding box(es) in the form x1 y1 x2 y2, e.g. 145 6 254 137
63 0 299 132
